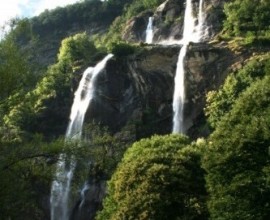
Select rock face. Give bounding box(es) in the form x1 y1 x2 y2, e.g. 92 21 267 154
153 0 185 42
70 165 107 220
83 43 236 139
122 11 154 43
183 42 234 136
85 46 179 139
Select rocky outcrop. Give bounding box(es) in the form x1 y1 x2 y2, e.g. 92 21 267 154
152 0 185 42
85 46 179 138
70 164 107 220
122 0 185 43
122 11 154 43
122 0 227 43
184 42 234 136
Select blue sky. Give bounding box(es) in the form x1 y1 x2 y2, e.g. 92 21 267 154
0 0 81 28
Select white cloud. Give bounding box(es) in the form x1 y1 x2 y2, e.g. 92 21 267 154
0 0 80 38
0 0 23 26
0 0 80 29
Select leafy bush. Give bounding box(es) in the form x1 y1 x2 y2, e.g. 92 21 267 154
223 0 270 38
57 33 98 66
0 136 64 219
205 53 270 129
0 37 35 102
97 134 208 220
203 75 270 219
110 42 137 57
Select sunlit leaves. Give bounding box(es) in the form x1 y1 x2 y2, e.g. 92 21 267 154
203 76 270 219
97 134 208 220
205 53 270 129
223 0 270 37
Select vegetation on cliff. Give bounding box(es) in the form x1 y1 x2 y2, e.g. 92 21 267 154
0 0 270 219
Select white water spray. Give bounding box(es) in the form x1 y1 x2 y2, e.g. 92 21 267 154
196 0 208 41
50 54 113 220
146 17 154 44
172 0 206 133
79 182 90 209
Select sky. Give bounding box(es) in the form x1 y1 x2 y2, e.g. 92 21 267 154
0 0 81 29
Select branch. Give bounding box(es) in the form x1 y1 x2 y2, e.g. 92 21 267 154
1 153 53 171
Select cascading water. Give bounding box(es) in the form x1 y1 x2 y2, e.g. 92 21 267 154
50 54 113 220
145 17 154 44
196 0 208 41
172 0 206 133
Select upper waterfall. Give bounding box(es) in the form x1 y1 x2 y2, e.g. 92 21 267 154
66 54 114 139
50 54 113 220
146 17 154 44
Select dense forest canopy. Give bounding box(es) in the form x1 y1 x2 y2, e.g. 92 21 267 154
0 0 270 219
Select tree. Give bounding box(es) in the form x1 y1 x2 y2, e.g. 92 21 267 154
0 37 34 101
0 136 64 220
2 33 101 139
223 0 270 37
97 134 208 220
205 54 270 129
203 75 270 220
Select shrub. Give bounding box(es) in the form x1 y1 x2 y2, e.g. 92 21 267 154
97 134 208 220
205 53 270 129
203 75 270 220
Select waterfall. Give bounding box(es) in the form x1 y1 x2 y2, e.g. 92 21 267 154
79 182 90 209
50 54 113 220
172 0 206 133
172 44 187 133
196 0 207 41
145 17 154 44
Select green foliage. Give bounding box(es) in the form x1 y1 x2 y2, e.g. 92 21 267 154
125 0 163 18
203 75 270 220
74 123 133 180
110 41 137 57
223 0 270 38
0 135 64 219
97 134 208 220
30 0 122 36
2 0 129 70
205 53 270 129
57 32 98 68
0 37 35 102
55 123 133 209
2 33 99 138
2 60 72 138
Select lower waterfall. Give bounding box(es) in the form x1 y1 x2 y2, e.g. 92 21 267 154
50 54 113 220
172 0 207 133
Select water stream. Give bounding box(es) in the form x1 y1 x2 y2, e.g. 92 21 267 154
50 54 113 220
146 17 154 44
172 0 206 133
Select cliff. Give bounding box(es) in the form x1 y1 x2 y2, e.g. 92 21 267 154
81 42 248 140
